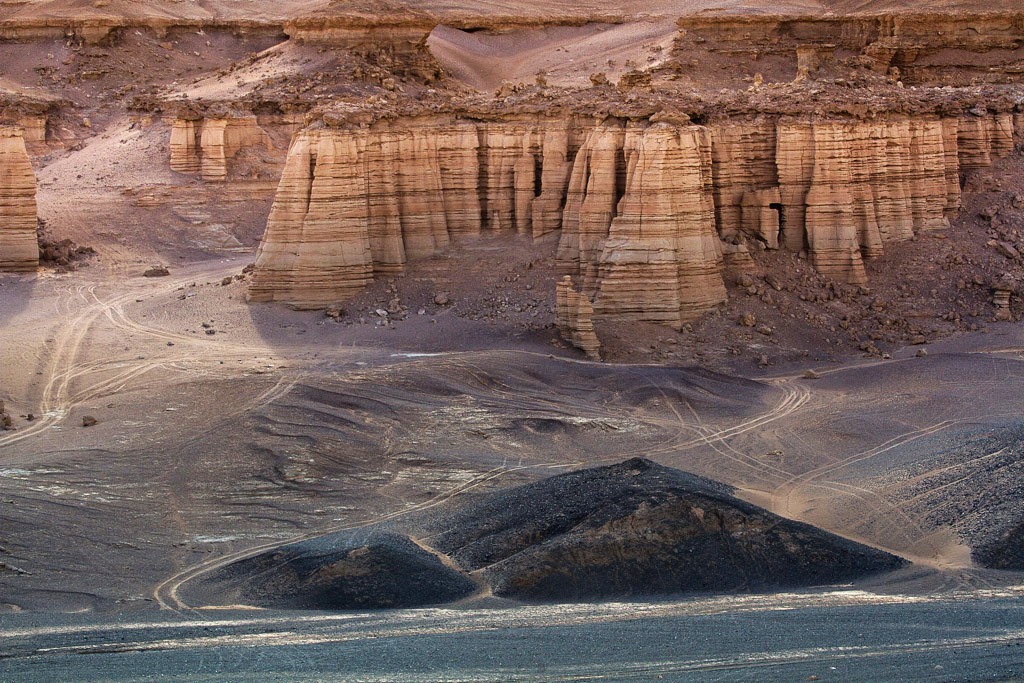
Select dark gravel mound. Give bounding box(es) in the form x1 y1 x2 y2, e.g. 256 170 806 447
975 522 1024 570
203 531 478 610
426 458 906 601
854 420 1024 570
192 459 904 610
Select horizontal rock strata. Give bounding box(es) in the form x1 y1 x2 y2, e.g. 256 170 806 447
675 12 1024 85
249 115 586 308
170 116 272 182
770 115 959 284
555 276 601 360
556 118 728 327
250 108 1017 321
0 126 38 271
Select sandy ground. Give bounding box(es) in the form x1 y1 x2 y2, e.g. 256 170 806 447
428 21 679 90
4 238 1024 616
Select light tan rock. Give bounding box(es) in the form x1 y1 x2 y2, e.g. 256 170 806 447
711 121 778 243
957 114 995 172
992 112 1015 159
391 128 450 259
252 118 542 306
905 117 951 233
480 123 538 232
794 44 835 81
775 117 815 253
774 115 957 282
530 125 573 237
18 116 46 147
740 187 782 249
0 127 38 272
593 122 726 327
169 118 201 174
436 122 481 238
555 276 601 361
363 128 406 275
555 120 625 287
250 130 374 307
249 106 1011 317
170 116 272 181
941 117 962 218
805 184 867 285
720 240 754 270
992 278 1014 321
956 111 1017 172
513 146 536 236
200 117 272 182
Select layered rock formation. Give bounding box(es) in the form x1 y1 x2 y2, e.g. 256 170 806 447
15 115 46 148
250 107 1018 320
170 116 273 182
674 12 1024 85
555 276 601 360
769 115 958 283
250 114 730 323
556 118 727 327
249 116 583 308
0 127 38 271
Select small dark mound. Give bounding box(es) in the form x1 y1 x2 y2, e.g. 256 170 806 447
426 458 905 601
974 521 1024 570
191 459 905 610
201 531 477 610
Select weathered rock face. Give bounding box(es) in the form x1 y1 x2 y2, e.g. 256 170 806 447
248 130 374 308
170 116 272 181
675 13 1024 85
557 119 727 327
723 112 1015 284
0 127 38 271
770 115 957 283
250 115 730 322
250 107 1016 318
250 115 586 308
555 276 601 360
15 115 46 148
711 121 779 245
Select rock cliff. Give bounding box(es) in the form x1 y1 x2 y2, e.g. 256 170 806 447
674 12 1024 86
170 115 273 182
555 276 601 360
250 106 1018 323
772 115 958 284
556 118 727 327
0 127 38 271
249 116 580 308
249 114 728 321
